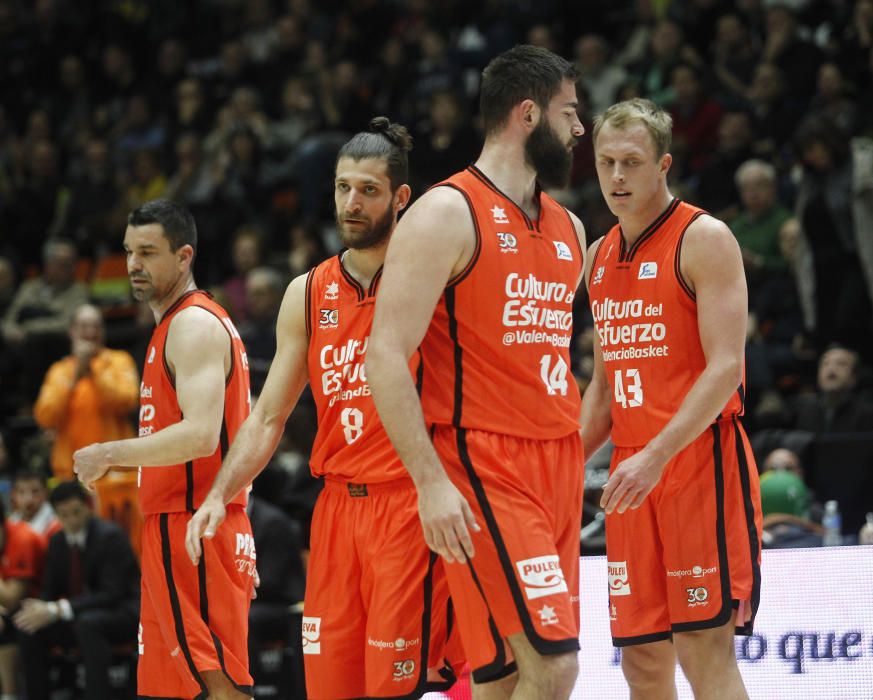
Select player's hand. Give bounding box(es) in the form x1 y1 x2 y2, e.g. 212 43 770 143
600 448 667 515
185 496 227 565
417 476 480 564
13 599 56 633
72 443 112 491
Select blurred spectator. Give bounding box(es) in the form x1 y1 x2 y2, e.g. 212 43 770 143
762 447 805 479
710 12 760 103
286 221 329 278
730 159 792 283
694 110 754 218
745 62 800 158
0 258 14 319
793 117 873 354
760 469 822 548
113 94 167 159
9 470 60 538
413 89 479 191
319 60 373 133
15 481 139 700
808 61 859 137
33 304 139 483
762 345 873 432
265 76 321 155
0 496 46 700
93 43 138 132
761 3 823 102
221 225 265 324
246 494 305 691
2 240 88 402
167 78 212 147
668 62 724 173
64 137 125 256
574 34 627 115
629 19 683 105
165 132 216 211
124 148 168 210
148 37 189 107
52 54 92 153
239 267 284 396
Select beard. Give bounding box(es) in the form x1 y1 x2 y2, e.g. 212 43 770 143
525 119 575 189
336 202 394 250
129 275 155 302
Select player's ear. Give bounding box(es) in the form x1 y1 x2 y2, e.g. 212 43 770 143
394 184 412 213
660 153 673 175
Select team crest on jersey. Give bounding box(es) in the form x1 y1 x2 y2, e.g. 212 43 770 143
592 265 605 285
554 241 573 261
491 205 509 224
496 232 518 253
319 308 339 328
324 281 339 300
638 262 658 279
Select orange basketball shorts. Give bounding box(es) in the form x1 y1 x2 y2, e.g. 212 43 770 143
303 477 462 699
606 417 763 646
138 506 255 699
431 426 584 684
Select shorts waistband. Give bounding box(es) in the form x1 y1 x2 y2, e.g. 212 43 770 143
324 475 414 497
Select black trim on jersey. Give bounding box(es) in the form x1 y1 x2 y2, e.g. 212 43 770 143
220 418 229 459
415 349 424 397
467 165 538 231
671 423 733 633
436 183 482 287
339 252 366 302
586 236 608 289
185 461 195 513
673 210 705 301
158 289 202 325
456 429 581 659
736 384 746 414
367 265 384 297
197 549 254 696
466 556 512 684
612 630 673 647
732 416 761 635
558 205 585 262
159 514 208 698
446 288 464 428
619 198 680 263
304 267 316 338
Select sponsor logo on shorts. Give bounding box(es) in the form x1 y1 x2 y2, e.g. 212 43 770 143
367 636 420 652
667 564 717 578
516 555 569 600
608 560 631 596
686 586 709 607
609 602 618 621
538 604 559 626
392 659 416 681
235 532 257 578
302 616 321 654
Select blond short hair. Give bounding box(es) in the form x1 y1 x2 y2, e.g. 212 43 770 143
593 98 673 157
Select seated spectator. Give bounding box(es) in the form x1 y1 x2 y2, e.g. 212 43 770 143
2 240 89 402
247 495 305 691
760 470 822 549
9 470 60 538
0 497 46 700
574 34 627 115
730 159 791 284
15 481 140 700
221 225 265 324
694 110 754 220
32 304 142 553
668 62 724 173
762 447 804 480
239 267 284 396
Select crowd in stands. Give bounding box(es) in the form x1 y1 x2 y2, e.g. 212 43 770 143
1 0 873 694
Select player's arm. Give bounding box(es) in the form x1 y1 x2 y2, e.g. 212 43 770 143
0 577 27 610
601 216 747 513
580 239 613 456
366 186 481 564
186 275 310 563
73 306 230 487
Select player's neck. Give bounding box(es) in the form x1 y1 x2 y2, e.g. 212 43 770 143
475 141 539 220
151 277 197 322
618 191 675 246
341 243 387 289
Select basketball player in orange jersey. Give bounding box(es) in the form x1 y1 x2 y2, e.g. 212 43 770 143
367 46 587 698
185 118 461 699
582 98 763 700
73 199 255 700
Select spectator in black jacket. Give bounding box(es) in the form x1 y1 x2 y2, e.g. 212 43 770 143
14 480 139 700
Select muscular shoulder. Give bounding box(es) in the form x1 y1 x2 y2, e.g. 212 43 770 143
166 305 230 360
682 214 738 256
399 185 475 239
680 214 743 290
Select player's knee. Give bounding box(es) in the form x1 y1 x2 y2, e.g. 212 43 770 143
523 651 578 697
674 627 737 685
621 643 674 690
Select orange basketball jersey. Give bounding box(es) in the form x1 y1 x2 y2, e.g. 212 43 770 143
306 255 412 482
588 199 745 447
139 290 251 514
421 166 583 439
